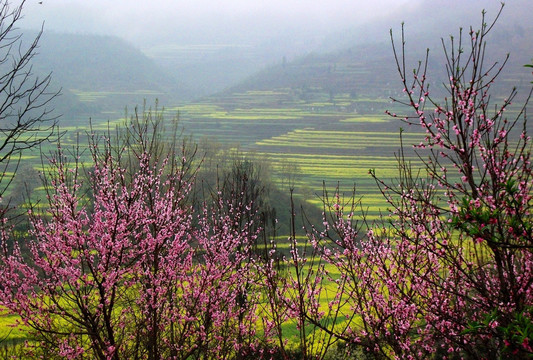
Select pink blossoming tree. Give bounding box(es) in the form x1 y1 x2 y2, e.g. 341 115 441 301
0 111 265 359
278 6 533 359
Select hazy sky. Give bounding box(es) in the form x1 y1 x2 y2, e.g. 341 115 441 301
16 0 529 59
20 0 421 46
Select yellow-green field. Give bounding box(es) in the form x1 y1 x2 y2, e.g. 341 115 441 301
0 308 26 345
153 88 425 219
71 89 164 103
0 256 354 357
251 127 425 219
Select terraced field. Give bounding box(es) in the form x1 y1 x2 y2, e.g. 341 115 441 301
166 71 531 220
163 87 426 219
254 129 426 219
9 27 531 225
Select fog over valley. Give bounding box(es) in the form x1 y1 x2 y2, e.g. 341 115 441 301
17 0 531 99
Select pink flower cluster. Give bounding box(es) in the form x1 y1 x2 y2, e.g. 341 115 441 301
0 138 263 359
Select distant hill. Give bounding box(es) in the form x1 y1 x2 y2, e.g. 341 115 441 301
26 31 193 124
19 2 531 129
139 0 532 101
223 42 400 101
221 19 532 107
318 0 533 53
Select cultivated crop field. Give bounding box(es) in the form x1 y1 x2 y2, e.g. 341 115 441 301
165 87 424 218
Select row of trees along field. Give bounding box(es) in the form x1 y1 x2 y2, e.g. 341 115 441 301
0 1 532 359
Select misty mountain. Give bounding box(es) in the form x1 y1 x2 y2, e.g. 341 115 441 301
142 31 325 99
20 0 531 126
318 0 533 52
221 12 532 105
223 43 399 99
37 32 189 94
141 0 532 100
26 31 192 122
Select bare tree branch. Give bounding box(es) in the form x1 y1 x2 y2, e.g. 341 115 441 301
0 0 60 197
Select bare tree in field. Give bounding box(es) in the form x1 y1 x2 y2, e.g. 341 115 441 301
0 0 59 196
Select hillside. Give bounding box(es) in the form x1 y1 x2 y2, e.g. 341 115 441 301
171 20 533 218
15 9 533 220
226 22 532 102
28 31 192 124
177 18 533 146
